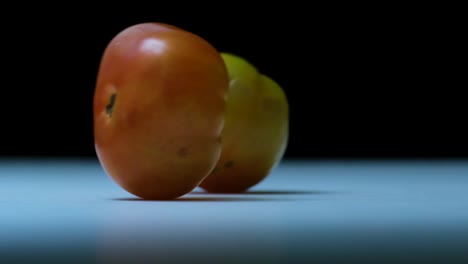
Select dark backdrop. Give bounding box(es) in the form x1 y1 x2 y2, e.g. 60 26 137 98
1 5 465 159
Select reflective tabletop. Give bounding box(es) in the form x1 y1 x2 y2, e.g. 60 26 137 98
1 159 467 264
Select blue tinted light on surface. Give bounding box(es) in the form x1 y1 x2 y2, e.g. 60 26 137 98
1 159 467 263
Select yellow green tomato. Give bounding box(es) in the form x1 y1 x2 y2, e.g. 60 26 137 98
199 53 289 193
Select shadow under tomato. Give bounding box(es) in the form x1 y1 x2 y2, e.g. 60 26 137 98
111 197 284 202
190 190 337 195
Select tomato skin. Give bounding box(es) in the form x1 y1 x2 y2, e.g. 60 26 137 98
94 23 228 200
199 53 289 193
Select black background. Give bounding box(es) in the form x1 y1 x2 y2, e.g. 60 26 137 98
1 5 465 160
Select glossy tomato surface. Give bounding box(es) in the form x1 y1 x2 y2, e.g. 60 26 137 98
199 53 289 193
94 23 228 199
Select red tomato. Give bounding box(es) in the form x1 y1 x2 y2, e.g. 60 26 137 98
94 23 229 200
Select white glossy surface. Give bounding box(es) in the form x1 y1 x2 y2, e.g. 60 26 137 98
1 159 467 263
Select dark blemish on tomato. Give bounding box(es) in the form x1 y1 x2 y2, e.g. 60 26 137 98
224 160 234 168
106 93 117 118
177 147 189 157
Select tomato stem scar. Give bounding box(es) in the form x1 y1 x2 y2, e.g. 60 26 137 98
106 93 117 118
